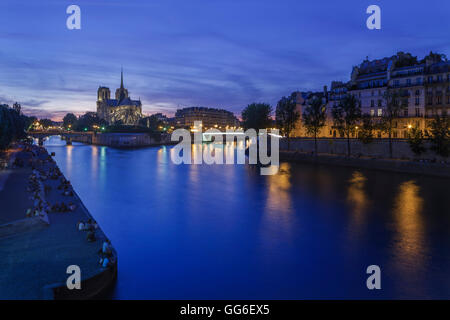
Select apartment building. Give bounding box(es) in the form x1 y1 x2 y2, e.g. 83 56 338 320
292 51 449 139
174 106 240 130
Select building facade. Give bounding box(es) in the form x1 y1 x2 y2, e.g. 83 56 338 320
97 70 142 125
174 107 240 130
292 51 450 139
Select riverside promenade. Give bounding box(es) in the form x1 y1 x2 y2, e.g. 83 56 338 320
0 144 117 299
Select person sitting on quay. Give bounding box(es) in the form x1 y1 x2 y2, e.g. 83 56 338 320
77 220 85 231
63 189 73 196
68 202 77 211
85 219 95 231
86 230 96 242
101 239 113 256
99 256 114 268
52 202 69 213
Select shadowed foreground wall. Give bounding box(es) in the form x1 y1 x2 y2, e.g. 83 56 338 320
280 138 447 161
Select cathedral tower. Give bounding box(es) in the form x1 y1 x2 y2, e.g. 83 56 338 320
97 86 110 101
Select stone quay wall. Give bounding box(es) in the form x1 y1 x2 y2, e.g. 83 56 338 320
70 132 174 148
280 138 447 161
279 138 450 178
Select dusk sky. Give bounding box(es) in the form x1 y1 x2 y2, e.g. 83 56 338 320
0 0 449 120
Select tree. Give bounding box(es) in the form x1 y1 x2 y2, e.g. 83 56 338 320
74 112 107 131
332 94 361 157
408 127 426 156
426 115 450 158
276 94 300 150
302 96 326 155
0 105 14 149
241 103 272 131
39 118 54 129
380 89 406 158
0 104 31 149
25 116 37 131
139 114 165 132
63 113 78 130
358 114 375 144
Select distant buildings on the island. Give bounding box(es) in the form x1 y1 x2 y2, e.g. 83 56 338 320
174 107 240 129
94 51 449 136
95 70 241 129
292 51 450 138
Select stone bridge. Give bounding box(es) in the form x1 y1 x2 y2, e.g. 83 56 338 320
28 131 94 146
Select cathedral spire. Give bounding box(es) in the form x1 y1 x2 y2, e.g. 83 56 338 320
120 66 124 89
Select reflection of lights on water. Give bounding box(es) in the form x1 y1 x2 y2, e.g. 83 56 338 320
393 180 425 269
100 147 106 159
91 146 98 179
66 144 73 176
261 162 294 249
347 171 369 227
265 162 292 215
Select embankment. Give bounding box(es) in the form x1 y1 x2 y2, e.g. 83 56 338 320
279 138 450 178
69 132 174 148
0 144 117 299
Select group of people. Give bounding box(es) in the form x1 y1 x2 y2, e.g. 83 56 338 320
51 202 76 213
77 218 99 242
25 146 78 220
26 167 50 221
77 219 115 268
99 239 114 268
58 177 74 197
25 144 115 269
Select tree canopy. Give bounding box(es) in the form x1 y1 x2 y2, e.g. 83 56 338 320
241 103 273 131
276 94 300 138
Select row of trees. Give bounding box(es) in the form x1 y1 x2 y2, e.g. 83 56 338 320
301 90 449 158
62 112 108 131
0 103 35 150
240 90 449 159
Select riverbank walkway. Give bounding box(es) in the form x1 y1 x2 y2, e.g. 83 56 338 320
0 144 116 299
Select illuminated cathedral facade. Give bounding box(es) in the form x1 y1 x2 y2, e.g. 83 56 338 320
96 70 142 125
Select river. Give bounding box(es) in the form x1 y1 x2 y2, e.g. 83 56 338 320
43 136 450 299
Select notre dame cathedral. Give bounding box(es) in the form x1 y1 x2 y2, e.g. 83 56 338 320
96 69 142 125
